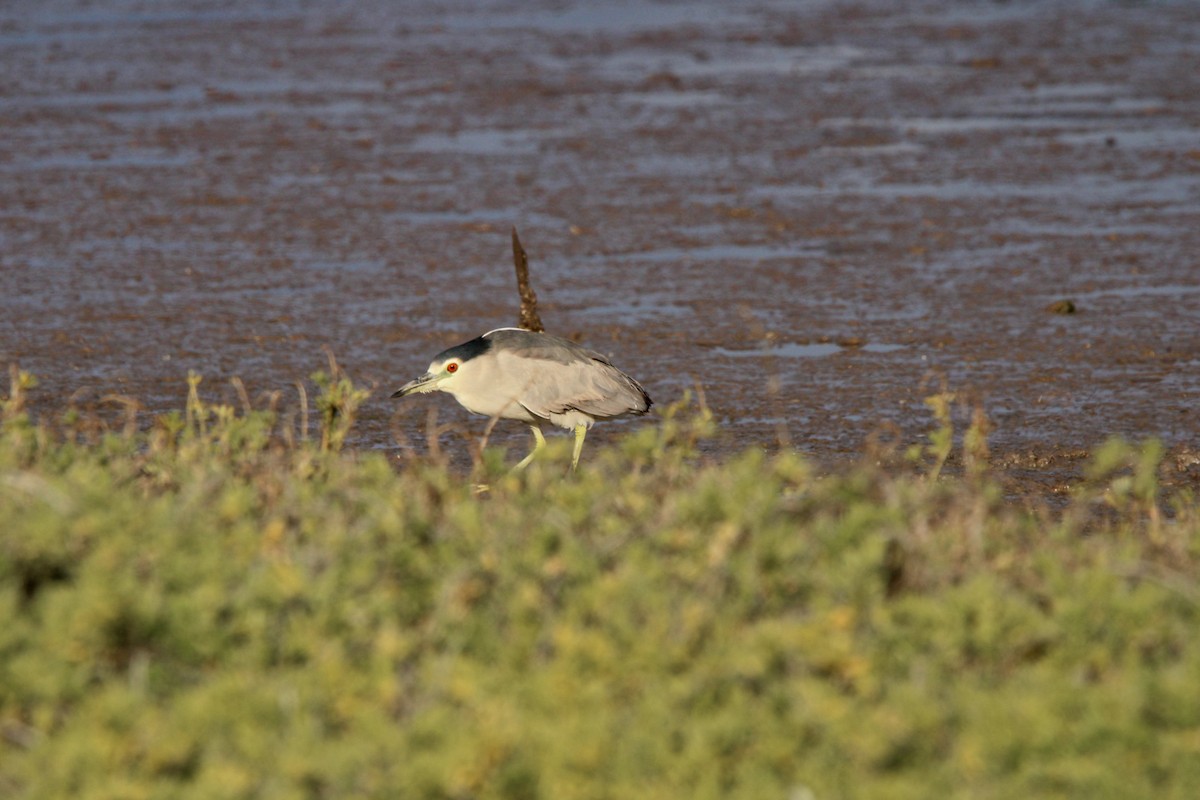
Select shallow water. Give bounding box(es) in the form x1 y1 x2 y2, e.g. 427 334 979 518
2 0 1199 495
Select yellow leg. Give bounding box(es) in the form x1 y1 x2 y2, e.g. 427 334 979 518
514 425 546 471
571 424 587 471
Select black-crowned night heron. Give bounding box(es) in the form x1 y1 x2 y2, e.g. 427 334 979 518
392 327 652 470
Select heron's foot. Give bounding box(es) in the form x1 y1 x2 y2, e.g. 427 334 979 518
472 483 490 495
513 425 547 471
571 424 587 471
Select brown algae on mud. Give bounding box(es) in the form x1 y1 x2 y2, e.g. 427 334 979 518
2 1 1200 498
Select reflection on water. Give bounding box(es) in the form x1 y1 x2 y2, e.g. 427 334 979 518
1071 284 1200 301
604 243 817 264
409 130 548 155
716 342 907 359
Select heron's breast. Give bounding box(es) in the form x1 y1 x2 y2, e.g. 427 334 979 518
446 366 538 422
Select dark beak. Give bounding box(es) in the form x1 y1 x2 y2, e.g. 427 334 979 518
391 372 437 398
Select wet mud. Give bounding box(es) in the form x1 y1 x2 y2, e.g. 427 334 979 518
2 1 1199 500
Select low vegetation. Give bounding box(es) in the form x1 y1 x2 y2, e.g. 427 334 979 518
2 366 1198 799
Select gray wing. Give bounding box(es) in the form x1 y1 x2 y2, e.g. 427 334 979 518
487 332 651 420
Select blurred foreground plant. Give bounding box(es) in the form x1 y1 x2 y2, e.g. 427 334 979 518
905 380 992 484
312 349 370 453
1 369 1198 800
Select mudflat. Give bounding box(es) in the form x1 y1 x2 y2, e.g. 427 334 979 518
2 1 1198 498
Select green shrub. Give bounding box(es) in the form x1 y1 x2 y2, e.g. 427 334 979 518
1 373 1198 799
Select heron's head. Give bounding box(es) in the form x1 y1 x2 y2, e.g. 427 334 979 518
391 336 491 399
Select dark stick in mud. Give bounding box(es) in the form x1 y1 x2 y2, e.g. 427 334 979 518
512 227 545 333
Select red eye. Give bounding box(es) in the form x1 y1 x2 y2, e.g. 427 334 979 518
446 362 458 373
